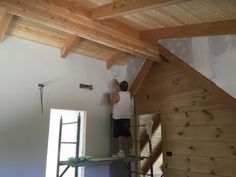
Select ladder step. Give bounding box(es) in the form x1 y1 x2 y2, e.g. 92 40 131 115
61 142 77 144
62 121 78 125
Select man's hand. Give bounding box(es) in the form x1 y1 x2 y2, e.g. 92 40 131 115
113 79 120 91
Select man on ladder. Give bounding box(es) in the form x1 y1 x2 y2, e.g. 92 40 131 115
106 79 134 158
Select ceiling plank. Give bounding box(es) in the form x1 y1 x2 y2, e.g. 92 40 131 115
159 44 236 110
129 60 154 95
44 0 140 39
0 11 12 42
106 51 125 69
141 19 236 41
0 0 160 61
61 35 80 58
91 0 189 20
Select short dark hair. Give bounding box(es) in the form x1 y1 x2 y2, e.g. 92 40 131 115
120 81 129 91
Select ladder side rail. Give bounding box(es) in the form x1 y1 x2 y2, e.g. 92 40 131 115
56 117 63 177
75 113 81 177
148 138 154 177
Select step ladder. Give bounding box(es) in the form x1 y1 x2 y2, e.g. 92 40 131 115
130 119 154 177
131 96 155 177
56 113 81 177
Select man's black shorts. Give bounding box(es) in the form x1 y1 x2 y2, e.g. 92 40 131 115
113 119 131 138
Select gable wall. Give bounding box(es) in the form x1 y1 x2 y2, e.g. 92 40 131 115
136 62 236 177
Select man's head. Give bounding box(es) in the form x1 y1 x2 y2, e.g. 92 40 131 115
120 81 129 91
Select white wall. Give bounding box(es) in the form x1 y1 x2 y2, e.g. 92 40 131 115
0 36 128 177
160 35 236 98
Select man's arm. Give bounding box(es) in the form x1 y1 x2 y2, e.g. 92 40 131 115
107 92 120 105
113 79 120 92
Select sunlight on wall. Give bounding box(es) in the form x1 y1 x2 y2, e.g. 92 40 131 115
45 109 86 177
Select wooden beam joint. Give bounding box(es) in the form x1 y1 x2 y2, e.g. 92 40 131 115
0 11 12 42
106 51 125 69
61 35 80 58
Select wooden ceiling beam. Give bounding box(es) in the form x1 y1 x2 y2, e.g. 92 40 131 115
0 11 12 42
0 0 161 60
44 0 140 39
106 51 125 69
141 19 236 41
61 35 80 58
129 60 154 95
91 0 188 20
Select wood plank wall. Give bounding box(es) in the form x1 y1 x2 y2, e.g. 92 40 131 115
136 62 236 177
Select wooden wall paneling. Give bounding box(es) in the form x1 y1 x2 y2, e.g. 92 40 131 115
159 44 236 110
163 140 236 159
165 168 226 177
137 84 226 115
136 70 202 99
165 155 236 177
161 108 236 127
135 49 236 177
162 125 236 141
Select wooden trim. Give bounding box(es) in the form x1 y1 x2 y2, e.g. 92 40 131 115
0 0 160 60
106 51 125 69
140 114 161 151
141 19 236 41
129 60 154 95
0 11 12 42
91 0 188 20
142 141 162 174
159 44 236 110
61 35 80 58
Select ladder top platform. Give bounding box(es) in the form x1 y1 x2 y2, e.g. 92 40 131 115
60 156 145 167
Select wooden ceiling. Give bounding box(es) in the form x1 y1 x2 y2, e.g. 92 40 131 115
0 0 235 68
